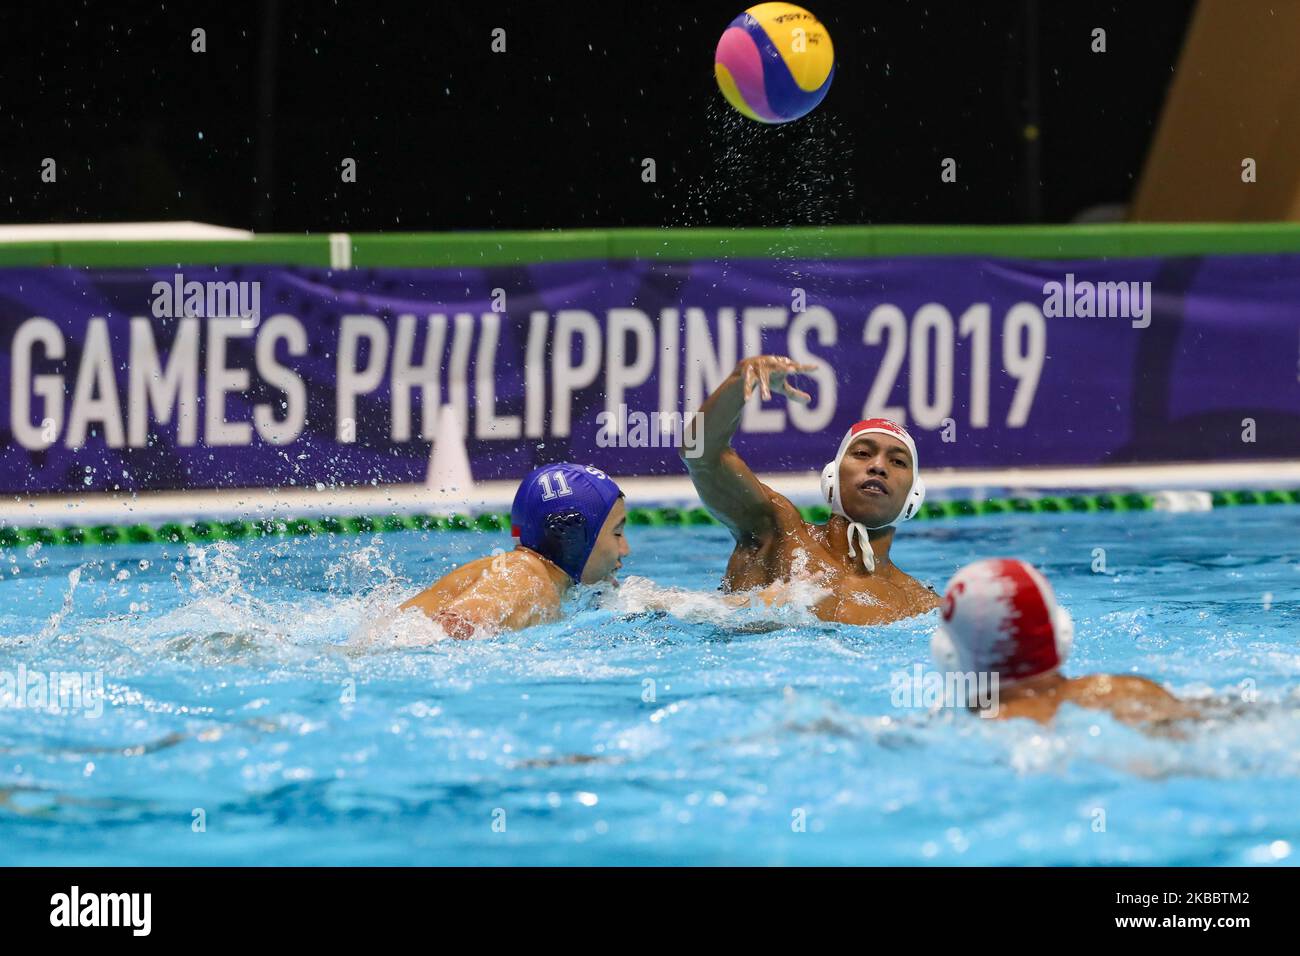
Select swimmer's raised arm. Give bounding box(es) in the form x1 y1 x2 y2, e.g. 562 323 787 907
682 355 815 541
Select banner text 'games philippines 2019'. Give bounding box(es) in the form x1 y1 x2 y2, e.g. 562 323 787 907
2 256 1298 494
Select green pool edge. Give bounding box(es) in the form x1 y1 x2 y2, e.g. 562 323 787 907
1 488 1297 549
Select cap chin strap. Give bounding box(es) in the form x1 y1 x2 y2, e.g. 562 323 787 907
845 518 898 572
844 522 875 572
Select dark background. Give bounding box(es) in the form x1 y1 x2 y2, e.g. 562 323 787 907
1 0 1195 232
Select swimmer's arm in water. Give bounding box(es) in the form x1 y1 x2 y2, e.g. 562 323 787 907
994 675 1198 727
684 355 816 540
1078 675 1201 724
722 582 795 609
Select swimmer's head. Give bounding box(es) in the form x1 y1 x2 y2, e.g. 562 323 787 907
511 463 627 584
931 558 1074 686
821 419 925 531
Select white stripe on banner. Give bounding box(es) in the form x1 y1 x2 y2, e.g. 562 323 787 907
329 233 352 270
12 462 1300 527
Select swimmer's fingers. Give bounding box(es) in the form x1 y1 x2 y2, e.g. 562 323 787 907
746 358 774 400
433 608 483 640
744 356 813 402
781 380 813 404
773 359 816 403
773 357 816 373
767 356 814 373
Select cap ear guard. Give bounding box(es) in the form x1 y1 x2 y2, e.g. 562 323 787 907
898 474 926 523
820 461 837 506
930 624 982 707
541 509 588 581
930 625 961 673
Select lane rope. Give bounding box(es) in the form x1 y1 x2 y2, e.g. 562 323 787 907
1 489 1296 549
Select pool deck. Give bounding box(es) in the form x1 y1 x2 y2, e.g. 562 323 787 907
5 459 1300 528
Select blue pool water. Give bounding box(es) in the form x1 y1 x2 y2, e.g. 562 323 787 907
1 506 1298 866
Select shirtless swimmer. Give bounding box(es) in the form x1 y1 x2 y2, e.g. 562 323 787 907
683 355 939 624
401 463 628 638
932 558 1195 726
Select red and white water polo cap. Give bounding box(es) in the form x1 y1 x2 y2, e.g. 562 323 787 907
930 558 1074 685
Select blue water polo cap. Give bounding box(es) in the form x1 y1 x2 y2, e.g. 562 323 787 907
511 463 623 582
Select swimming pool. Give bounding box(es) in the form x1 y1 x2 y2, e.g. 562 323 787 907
1 504 1298 865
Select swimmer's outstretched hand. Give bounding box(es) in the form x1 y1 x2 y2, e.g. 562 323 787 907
723 581 795 609
740 355 816 405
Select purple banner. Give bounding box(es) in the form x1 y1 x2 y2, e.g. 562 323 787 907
1 257 1298 494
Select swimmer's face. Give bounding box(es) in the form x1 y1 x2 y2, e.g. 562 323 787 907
837 436 913 527
581 498 629 584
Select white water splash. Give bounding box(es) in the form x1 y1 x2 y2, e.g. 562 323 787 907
607 574 828 626
38 565 83 641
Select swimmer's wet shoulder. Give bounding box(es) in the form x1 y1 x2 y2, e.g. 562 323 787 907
984 673 1194 727
684 355 939 625
400 548 569 638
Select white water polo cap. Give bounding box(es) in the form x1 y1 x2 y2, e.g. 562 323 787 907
930 558 1074 687
820 418 926 572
